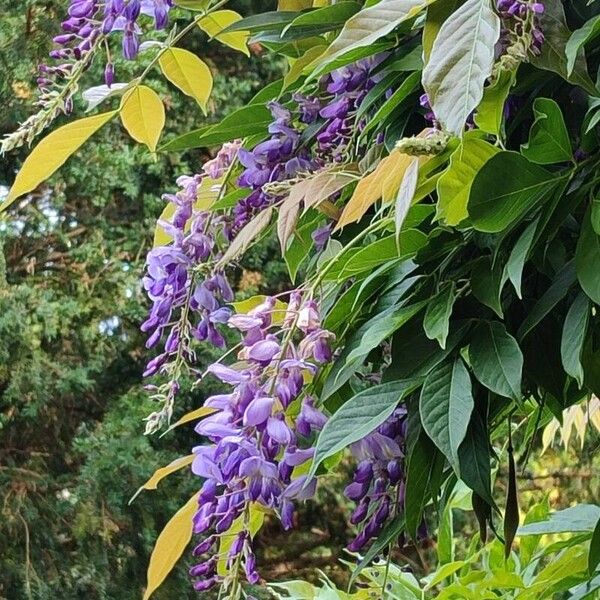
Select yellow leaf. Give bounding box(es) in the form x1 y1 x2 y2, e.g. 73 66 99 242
2 111 116 212
231 295 288 325
217 505 265 577
159 48 213 112
165 405 220 433
120 85 165 152
130 455 194 504
197 10 250 56
335 151 408 230
143 492 199 600
278 0 313 9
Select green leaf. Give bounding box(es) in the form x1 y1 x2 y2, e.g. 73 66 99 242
420 358 474 473
517 504 600 535
437 502 455 565
284 212 318 282
592 194 600 236
469 321 523 400
361 71 421 136
422 0 461 63
530 0 598 96
504 446 519 559
576 208 600 304
422 0 500 135
505 218 538 299
338 231 426 278
561 292 590 388
283 2 361 35
160 103 272 152
521 98 572 164
458 408 494 507
223 10 297 33
471 256 506 318
474 69 515 136
405 430 445 538
468 151 559 233
437 137 499 226
313 0 432 74
589 518 600 576
423 282 456 349
566 14 600 76
344 301 427 366
517 261 577 340
307 380 420 481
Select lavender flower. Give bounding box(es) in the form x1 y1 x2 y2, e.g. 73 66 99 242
141 142 241 433
344 408 410 553
39 0 172 111
189 293 332 593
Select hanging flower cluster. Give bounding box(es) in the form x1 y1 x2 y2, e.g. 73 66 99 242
232 103 316 237
44 0 172 99
496 0 545 69
189 294 333 591
141 142 241 433
344 407 412 552
231 55 386 236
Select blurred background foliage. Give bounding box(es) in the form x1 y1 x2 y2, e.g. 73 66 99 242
0 1 598 599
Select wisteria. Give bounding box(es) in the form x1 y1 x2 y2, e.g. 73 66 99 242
189 294 333 592
141 142 241 433
496 0 545 68
231 55 386 235
345 407 410 553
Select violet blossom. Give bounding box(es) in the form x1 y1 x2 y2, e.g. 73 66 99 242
189 293 333 593
141 142 241 433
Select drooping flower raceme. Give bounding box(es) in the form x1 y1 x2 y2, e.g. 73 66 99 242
344 407 414 553
141 142 241 433
189 294 333 592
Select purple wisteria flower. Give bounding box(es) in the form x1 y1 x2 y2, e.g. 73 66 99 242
189 293 333 592
141 142 241 432
496 0 545 58
344 407 414 553
229 102 317 237
37 0 172 110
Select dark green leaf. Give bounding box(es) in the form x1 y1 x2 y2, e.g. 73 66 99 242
521 98 573 164
471 256 506 318
160 104 272 152
468 151 560 233
307 380 420 481
458 409 494 507
472 492 491 544
470 321 523 400
518 261 577 340
405 430 445 538
505 218 538 299
530 0 598 96
561 292 590 387
592 194 600 236
565 14 600 76
504 446 519 559
223 11 297 33
423 282 456 349
576 208 600 304
283 2 361 35
420 358 474 472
